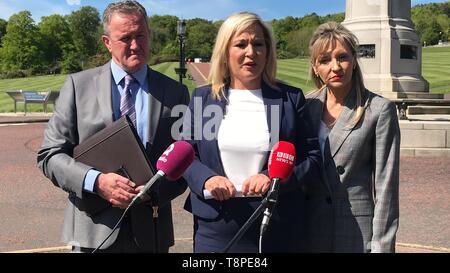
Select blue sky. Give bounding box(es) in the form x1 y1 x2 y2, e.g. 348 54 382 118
0 0 448 22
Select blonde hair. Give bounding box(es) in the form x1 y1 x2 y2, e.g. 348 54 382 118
309 21 368 127
208 12 278 100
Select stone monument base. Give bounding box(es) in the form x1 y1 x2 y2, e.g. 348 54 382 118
364 74 439 99
400 120 450 157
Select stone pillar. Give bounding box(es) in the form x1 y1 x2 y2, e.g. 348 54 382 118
342 0 437 99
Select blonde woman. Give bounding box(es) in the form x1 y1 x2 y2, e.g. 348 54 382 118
305 21 400 253
182 12 321 253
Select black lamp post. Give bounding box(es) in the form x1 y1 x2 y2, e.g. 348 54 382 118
174 19 187 84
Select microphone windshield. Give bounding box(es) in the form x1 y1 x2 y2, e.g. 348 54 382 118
156 141 195 181
268 141 296 182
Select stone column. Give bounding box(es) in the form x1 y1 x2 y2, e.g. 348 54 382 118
342 0 438 99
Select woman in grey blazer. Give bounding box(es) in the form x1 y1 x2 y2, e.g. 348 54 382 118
304 22 400 253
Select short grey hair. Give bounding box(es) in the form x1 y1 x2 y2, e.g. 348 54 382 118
102 0 149 35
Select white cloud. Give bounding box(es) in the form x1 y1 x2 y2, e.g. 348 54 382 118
66 0 81 6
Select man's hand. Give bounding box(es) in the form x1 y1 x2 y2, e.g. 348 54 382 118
134 185 151 203
204 176 236 201
241 174 271 196
95 173 139 209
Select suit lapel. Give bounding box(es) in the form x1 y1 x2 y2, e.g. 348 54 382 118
307 89 333 194
147 68 163 146
95 62 114 125
261 82 283 150
328 90 358 158
211 86 228 175
307 88 326 134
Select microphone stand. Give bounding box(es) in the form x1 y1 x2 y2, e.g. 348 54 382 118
221 186 279 253
150 188 159 253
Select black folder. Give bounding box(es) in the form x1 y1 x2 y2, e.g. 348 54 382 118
73 115 155 187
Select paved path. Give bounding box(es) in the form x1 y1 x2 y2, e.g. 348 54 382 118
0 122 448 253
187 62 210 87
0 113 52 124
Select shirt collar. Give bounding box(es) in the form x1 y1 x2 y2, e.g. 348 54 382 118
110 60 148 86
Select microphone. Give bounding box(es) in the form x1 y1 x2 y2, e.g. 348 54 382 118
130 141 194 206
260 141 296 235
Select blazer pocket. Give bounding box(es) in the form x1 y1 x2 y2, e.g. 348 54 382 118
74 193 111 216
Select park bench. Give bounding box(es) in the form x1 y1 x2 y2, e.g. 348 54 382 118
6 90 59 114
391 98 450 120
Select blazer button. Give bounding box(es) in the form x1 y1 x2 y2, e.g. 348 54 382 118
336 166 345 175
326 196 332 204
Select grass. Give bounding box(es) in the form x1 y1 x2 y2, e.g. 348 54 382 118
422 46 450 93
277 46 450 94
0 62 196 113
277 58 315 93
0 46 449 112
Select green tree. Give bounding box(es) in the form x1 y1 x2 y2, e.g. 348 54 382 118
298 13 321 28
0 18 7 46
271 16 300 58
67 6 101 69
38 14 73 73
185 19 217 60
286 26 315 57
422 19 443 45
321 12 345 24
148 15 178 63
0 11 44 73
412 2 450 45
436 13 449 42
61 50 82 74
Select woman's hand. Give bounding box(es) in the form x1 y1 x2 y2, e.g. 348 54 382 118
204 176 236 201
241 174 271 196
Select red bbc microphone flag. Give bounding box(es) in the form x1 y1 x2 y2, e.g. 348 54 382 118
268 141 296 182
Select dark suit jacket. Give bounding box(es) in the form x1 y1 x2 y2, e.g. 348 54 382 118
182 81 321 252
37 61 189 251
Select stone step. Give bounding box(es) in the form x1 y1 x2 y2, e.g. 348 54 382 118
408 106 450 115
399 121 450 152
381 92 444 99
396 92 444 99
405 114 450 121
401 148 450 157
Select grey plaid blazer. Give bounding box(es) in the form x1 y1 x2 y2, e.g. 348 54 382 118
304 88 400 253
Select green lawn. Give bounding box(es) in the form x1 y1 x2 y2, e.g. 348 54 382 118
1 46 449 112
422 46 450 93
0 62 196 113
277 58 315 93
278 46 450 94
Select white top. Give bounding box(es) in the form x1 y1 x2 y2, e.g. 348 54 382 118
204 88 270 199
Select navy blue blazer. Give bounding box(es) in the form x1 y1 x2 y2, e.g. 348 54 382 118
182 81 321 251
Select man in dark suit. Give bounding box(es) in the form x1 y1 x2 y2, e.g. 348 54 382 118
37 0 189 253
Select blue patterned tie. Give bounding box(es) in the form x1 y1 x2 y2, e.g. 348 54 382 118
120 74 136 127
